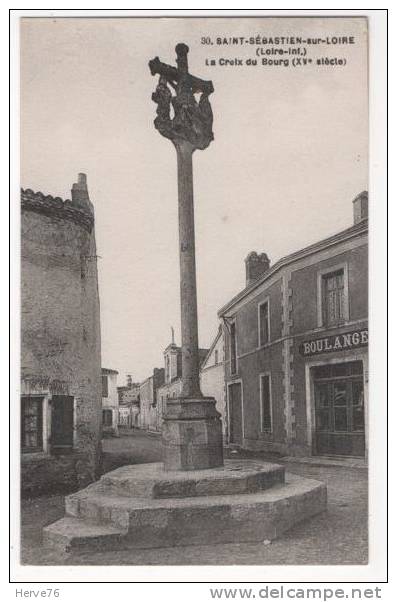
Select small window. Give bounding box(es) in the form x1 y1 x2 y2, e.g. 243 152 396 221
102 375 108 398
230 321 237 375
322 269 345 326
102 409 113 427
214 349 219 365
21 396 43 453
260 374 272 432
258 300 270 346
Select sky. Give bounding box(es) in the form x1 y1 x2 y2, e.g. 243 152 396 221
20 17 368 384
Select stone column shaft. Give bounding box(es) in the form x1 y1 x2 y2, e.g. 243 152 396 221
175 140 202 399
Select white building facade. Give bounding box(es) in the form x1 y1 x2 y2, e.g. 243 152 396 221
101 368 119 436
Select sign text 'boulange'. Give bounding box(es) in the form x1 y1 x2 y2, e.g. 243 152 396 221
299 328 368 357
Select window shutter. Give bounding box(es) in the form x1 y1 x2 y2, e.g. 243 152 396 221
51 396 74 449
261 375 272 432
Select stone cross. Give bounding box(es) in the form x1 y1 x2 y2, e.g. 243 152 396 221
150 43 214 398
149 44 223 471
149 43 214 152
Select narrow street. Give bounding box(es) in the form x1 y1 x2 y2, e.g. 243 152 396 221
102 428 163 472
21 429 368 566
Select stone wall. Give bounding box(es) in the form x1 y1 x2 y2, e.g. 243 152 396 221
289 240 368 455
138 376 156 430
220 214 368 457
200 329 227 438
102 370 119 436
21 175 102 496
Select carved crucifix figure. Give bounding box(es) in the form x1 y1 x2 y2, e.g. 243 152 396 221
149 43 214 151
149 44 223 471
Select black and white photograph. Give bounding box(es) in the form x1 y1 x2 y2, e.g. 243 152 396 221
10 10 388 584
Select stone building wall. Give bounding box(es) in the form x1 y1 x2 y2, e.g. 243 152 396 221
199 329 227 439
139 369 165 431
102 369 119 436
138 376 156 430
219 198 368 458
21 174 102 496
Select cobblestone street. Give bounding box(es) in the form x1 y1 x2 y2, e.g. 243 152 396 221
21 429 368 566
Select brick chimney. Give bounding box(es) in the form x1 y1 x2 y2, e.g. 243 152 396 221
71 173 90 208
126 374 132 388
245 252 270 287
352 191 368 224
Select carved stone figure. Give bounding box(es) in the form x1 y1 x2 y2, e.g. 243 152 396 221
151 75 173 139
149 44 214 150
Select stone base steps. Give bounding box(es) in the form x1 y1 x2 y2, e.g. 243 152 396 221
44 517 126 552
43 471 327 552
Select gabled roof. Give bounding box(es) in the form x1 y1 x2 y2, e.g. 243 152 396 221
164 343 180 353
102 368 119 375
218 218 368 317
200 326 223 369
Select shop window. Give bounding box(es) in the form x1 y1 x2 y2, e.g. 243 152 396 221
315 365 332 379
230 321 237 375
313 361 365 434
350 361 363 376
333 382 348 431
331 363 350 377
314 383 330 431
352 380 365 431
316 362 363 380
313 360 365 456
21 396 43 453
258 300 270 346
260 374 272 432
102 409 113 427
321 269 346 326
102 375 108 398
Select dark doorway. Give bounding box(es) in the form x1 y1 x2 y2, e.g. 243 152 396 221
228 382 243 445
313 361 365 457
103 409 113 427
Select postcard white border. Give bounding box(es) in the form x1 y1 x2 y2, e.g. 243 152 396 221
8 7 388 586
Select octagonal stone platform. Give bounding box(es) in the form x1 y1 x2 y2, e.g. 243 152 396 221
98 460 285 498
43 460 327 553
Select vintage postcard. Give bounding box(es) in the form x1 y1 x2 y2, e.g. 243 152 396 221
11 10 387 584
